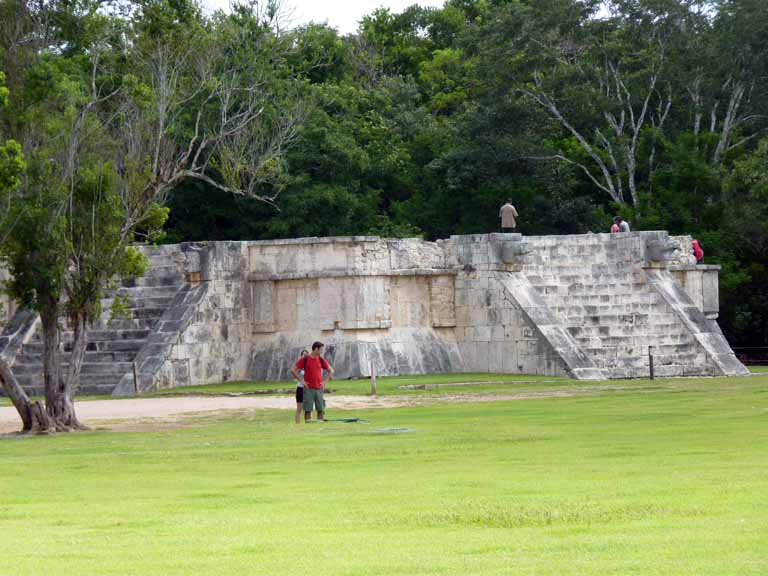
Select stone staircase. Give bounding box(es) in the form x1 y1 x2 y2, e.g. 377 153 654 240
520 234 714 378
9 246 189 395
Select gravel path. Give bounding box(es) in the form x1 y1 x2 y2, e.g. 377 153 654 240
0 395 395 433
0 385 621 434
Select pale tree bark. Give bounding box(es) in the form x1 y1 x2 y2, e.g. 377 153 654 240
648 82 672 188
519 35 667 208
688 75 704 136
0 357 51 433
518 75 624 205
709 78 766 165
115 37 304 216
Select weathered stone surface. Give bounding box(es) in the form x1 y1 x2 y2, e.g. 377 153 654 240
1 232 747 396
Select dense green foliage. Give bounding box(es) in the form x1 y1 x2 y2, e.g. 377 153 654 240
0 0 305 427
1 375 767 574
2 0 768 349
160 1 768 349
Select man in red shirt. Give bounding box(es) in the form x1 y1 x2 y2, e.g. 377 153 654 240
291 341 334 422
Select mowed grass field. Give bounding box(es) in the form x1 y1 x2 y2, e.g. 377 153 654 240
1 375 767 575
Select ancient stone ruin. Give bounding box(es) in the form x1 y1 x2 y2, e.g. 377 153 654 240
0 232 748 396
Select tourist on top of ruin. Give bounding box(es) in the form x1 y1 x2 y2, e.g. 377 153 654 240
499 198 519 232
611 216 631 233
293 349 309 424
291 341 334 422
692 239 704 263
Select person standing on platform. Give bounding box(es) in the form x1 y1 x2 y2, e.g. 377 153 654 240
499 199 519 232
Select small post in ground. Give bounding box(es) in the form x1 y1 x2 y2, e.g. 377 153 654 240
648 346 655 380
370 362 377 397
132 361 139 395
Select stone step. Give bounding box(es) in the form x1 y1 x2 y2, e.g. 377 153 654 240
22 339 145 354
73 372 127 387
101 293 176 307
139 244 185 256
566 323 692 339
146 253 181 265
102 285 182 300
582 342 695 358
121 275 184 288
93 307 167 322
527 273 643 285
85 339 145 352
552 310 679 324
30 328 151 343
12 372 125 391
605 362 715 379
127 307 166 319
534 283 642 296
560 293 660 305
521 255 635 267
140 264 181 277
594 353 699 369
13 350 136 365
90 318 156 331
575 333 695 350
101 296 176 310
11 362 133 376
82 362 134 374
118 284 182 295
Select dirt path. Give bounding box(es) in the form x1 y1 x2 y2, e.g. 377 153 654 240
0 385 627 434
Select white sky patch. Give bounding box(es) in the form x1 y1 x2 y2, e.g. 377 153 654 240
202 0 446 35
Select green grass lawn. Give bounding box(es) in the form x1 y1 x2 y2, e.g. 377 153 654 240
148 372 572 397
2 376 767 575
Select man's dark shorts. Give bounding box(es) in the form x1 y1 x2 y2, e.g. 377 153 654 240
303 387 325 413
295 386 304 403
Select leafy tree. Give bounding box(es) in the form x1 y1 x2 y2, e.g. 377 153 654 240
0 0 303 432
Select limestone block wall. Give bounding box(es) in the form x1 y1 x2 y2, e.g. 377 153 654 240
163 242 254 388
123 232 745 392
453 269 569 376
3 231 748 397
444 234 594 378
3 230 750 397
146 237 462 389
243 237 461 381
670 265 720 320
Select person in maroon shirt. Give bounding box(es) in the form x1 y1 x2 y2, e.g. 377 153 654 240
290 341 334 422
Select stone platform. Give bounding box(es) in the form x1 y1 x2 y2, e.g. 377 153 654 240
0 232 748 396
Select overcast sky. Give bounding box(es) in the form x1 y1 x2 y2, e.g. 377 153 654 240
203 0 446 35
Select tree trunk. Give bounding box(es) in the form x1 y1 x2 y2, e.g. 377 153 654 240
39 299 84 430
40 300 61 414
64 312 87 395
54 312 87 429
0 357 52 433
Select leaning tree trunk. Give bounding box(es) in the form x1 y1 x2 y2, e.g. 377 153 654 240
0 357 52 433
